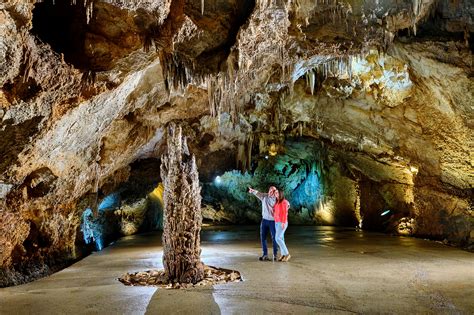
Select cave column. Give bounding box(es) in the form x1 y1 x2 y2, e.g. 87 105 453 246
160 123 204 284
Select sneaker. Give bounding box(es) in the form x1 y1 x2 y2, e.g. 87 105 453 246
282 254 291 262
278 255 286 262
259 255 270 261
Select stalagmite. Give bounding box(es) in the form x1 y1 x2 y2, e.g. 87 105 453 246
160 123 204 284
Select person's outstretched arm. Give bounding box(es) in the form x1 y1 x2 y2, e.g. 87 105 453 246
248 187 266 201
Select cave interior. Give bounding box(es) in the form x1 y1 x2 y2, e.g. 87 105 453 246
0 1 472 311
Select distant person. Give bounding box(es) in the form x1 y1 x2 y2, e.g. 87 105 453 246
274 189 291 262
248 186 278 261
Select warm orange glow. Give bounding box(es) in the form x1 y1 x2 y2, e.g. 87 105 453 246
268 143 278 156
315 199 335 224
149 182 164 205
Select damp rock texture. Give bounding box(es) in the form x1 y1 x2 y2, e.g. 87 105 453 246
160 123 204 284
0 0 473 286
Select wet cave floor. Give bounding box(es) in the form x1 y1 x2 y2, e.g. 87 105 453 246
1 226 473 314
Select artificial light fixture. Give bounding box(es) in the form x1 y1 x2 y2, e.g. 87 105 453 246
268 143 278 156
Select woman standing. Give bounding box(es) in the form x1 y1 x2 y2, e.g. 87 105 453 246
274 189 291 262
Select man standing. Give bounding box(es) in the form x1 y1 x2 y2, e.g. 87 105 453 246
248 186 278 261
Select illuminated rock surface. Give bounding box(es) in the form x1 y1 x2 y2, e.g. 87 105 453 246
0 0 472 287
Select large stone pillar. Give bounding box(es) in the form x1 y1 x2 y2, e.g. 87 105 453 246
160 123 204 284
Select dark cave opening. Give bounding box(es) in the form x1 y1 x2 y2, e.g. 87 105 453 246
31 0 89 70
188 0 257 71
395 6 473 54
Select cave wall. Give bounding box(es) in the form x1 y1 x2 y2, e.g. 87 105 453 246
0 0 472 286
202 139 360 226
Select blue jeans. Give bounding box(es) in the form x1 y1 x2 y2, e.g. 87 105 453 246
275 222 289 256
260 219 278 257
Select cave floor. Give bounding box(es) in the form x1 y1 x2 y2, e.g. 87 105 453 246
1 226 473 314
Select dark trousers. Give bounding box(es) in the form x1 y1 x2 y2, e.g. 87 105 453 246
260 219 278 257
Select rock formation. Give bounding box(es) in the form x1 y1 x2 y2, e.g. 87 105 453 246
160 123 204 284
118 123 241 288
0 0 472 286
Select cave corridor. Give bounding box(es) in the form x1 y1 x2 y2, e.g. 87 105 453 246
0 0 473 314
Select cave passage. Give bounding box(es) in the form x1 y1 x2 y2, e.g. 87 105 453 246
77 137 418 255
32 0 89 69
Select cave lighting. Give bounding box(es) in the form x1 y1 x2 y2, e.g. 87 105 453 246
381 210 391 216
149 183 164 205
81 208 104 251
98 193 120 211
409 166 419 174
268 143 278 156
317 200 335 224
95 239 104 251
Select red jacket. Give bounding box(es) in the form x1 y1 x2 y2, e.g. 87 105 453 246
274 199 289 224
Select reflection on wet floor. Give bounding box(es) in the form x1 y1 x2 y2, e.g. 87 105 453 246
201 225 356 243
1 226 473 314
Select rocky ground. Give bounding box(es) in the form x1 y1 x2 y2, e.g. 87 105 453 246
118 265 242 289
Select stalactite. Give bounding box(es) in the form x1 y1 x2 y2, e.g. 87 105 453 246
348 56 353 80
206 66 242 123
302 56 354 94
201 0 205 15
309 70 315 95
259 136 266 154
92 137 102 216
207 76 216 117
160 52 209 96
236 143 246 172
276 103 281 134
247 134 254 172
86 0 94 24
411 0 424 36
